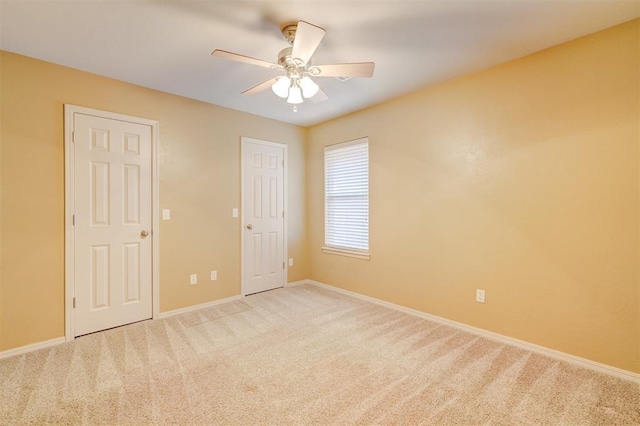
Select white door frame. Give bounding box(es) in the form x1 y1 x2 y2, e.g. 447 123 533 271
64 104 160 341
240 137 288 296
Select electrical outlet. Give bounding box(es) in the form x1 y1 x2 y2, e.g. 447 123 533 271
288 258 294 267
210 270 217 281
476 289 486 303
162 209 171 220
190 274 197 285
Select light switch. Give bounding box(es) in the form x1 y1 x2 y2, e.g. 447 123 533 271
162 209 171 220
288 258 294 266
232 208 238 218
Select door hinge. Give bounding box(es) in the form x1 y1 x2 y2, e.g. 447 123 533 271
72 214 75 225
282 159 284 167
72 131 76 143
73 297 76 308
283 262 285 270
282 210 285 219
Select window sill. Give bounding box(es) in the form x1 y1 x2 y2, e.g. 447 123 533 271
322 246 371 261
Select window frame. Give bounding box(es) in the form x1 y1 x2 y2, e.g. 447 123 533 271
322 137 370 261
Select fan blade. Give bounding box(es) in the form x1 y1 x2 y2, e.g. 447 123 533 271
315 62 375 78
211 49 281 70
242 77 280 95
291 21 326 64
311 88 329 104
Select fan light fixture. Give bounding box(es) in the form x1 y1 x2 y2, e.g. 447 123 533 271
272 75 319 105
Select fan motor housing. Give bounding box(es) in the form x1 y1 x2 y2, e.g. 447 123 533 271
277 47 293 66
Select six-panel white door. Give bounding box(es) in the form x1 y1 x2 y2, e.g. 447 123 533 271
73 113 153 336
242 139 285 295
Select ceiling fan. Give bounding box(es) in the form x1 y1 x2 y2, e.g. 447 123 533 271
211 21 375 110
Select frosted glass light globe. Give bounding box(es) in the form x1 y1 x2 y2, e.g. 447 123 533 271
271 76 291 98
300 76 319 98
287 86 303 104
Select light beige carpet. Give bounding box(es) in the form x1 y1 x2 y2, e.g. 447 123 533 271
1 284 638 425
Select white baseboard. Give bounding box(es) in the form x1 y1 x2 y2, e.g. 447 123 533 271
158 295 243 319
302 279 640 384
0 337 66 360
285 280 309 287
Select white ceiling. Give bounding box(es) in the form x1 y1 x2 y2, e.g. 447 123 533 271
1 1 638 127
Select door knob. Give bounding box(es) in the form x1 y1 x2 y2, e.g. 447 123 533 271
141 229 150 238
246 224 253 230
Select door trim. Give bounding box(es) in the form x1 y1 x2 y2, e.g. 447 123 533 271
64 104 160 341
240 137 288 296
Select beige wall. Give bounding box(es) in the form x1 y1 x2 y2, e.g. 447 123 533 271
0 51 308 351
307 20 639 373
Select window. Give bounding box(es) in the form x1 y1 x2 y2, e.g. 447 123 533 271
323 138 370 260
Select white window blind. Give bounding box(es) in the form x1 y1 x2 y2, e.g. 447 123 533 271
324 138 369 254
